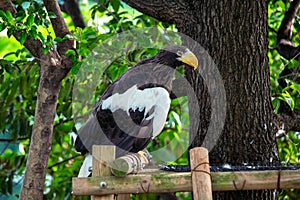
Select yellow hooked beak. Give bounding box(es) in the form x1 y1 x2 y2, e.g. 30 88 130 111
178 50 198 70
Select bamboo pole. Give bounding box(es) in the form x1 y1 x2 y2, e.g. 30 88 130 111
73 169 300 196
190 147 212 200
110 150 150 177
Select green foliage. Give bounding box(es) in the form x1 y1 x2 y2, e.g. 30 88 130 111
0 54 38 199
0 1 178 199
269 0 300 199
0 1 57 55
0 0 299 199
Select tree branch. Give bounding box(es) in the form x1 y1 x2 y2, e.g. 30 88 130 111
122 0 189 25
277 0 300 60
0 137 29 142
43 0 70 38
54 118 74 128
276 110 300 133
43 0 75 73
274 99 300 133
59 0 86 28
268 25 278 34
47 154 81 169
277 0 300 88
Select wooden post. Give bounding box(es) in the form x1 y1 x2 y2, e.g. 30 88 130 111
190 147 212 200
91 145 130 200
92 145 115 200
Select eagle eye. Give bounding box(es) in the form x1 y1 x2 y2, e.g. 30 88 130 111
176 50 184 57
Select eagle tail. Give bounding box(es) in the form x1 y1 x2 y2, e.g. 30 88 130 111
78 154 92 177
75 114 102 155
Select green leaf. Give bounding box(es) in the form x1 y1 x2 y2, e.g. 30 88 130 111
0 10 7 20
37 31 45 42
19 32 26 45
48 12 56 19
97 4 107 12
7 28 13 38
65 49 76 57
78 48 90 57
15 15 25 23
110 0 120 12
29 28 37 39
2 52 15 59
54 37 62 42
42 46 49 54
288 59 299 69
46 35 53 43
278 92 295 110
0 23 6 32
71 65 79 75
290 84 300 92
63 34 74 40
15 9 26 22
5 11 13 22
5 77 19 105
26 15 34 27
272 98 281 114
276 1 286 10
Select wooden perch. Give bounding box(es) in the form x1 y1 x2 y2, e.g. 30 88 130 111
110 150 151 177
73 169 300 195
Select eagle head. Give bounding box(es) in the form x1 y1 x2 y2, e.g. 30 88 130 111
156 45 199 70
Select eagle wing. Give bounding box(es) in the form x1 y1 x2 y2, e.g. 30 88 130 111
75 84 170 157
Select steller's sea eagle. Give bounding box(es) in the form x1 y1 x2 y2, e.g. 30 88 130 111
75 45 198 177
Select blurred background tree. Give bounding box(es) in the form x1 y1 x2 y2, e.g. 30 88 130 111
0 0 299 199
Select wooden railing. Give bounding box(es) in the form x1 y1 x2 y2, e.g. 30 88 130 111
72 146 300 200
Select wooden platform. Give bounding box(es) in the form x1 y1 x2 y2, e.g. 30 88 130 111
72 146 300 199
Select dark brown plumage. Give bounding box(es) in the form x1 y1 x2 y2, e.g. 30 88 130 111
75 45 198 177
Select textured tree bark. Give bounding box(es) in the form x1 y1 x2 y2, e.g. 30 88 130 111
179 0 278 162
182 1 279 199
123 0 279 199
20 53 70 200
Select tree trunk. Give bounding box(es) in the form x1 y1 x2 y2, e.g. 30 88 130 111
181 1 279 199
179 1 278 160
123 0 279 199
17 0 74 198
19 53 70 200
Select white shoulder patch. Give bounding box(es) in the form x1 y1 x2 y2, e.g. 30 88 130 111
101 85 170 138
